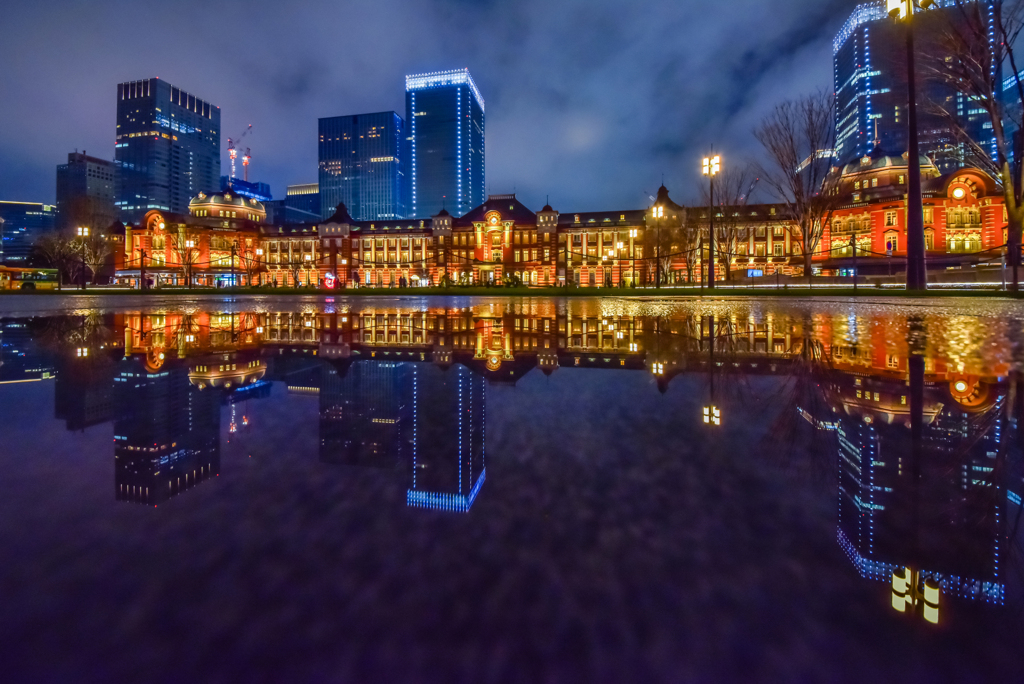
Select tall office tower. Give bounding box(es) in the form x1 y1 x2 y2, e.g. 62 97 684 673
56 152 119 235
0 201 56 264
834 1 996 173
114 78 221 222
266 183 320 224
318 112 406 221
405 69 485 218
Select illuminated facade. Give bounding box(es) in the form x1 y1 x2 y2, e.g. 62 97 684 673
115 78 221 221
833 1 997 172
319 112 407 221
820 157 1009 273
406 69 485 218
114 156 1012 287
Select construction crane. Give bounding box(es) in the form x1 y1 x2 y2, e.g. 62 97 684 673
226 124 253 179
740 177 760 205
242 147 251 182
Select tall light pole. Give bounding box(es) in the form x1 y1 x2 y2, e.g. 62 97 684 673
889 0 932 291
702 155 720 290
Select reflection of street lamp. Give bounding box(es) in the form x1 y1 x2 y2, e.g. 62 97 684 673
891 567 940 624
701 314 720 426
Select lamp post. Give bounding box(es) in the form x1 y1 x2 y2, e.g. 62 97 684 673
851 235 858 291
889 0 932 291
702 155 720 290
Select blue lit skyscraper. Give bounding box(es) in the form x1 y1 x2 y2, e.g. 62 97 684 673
114 78 221 222
405 69 485 218
833 1 996 172
318 112 406 221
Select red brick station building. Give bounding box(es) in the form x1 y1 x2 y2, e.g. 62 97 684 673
113 153 1010 288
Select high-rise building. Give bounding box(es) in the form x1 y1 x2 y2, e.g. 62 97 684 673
220 176 272 202
405 69 485 218
266 183 320 224
833 1 996 172
55 152 119 235
115 78 221 222
0 201 56 264
318 112 406 221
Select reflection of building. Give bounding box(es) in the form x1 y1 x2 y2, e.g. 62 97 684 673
0 320 56 383
406 69 485 219
113 356 220 505
320 361 413 468
407 364 486 512
115 78 221 222
319 112 407 221
54 348 118 430
834 372 1007 606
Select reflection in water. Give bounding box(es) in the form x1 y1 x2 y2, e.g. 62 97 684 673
12 298 1024 628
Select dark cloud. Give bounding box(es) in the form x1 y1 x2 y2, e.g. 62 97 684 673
0 0 847 211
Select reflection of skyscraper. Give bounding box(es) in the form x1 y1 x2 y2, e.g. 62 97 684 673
319 361 413 468
318 357 487 511
113 357 220 505
407 364 485 512
834 374 1007 605
54 348 118 430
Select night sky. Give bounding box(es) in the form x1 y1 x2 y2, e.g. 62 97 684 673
0 0 848 212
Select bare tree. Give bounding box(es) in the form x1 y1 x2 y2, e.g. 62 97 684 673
754 92 840 281
239 245 262 286
77 234 112 285
700 164 758 282
679 211 704 284
166 224 201 288
34 234 76 290
922 0 1024 291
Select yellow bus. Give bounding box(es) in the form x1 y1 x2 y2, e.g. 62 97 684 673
0 266 60 290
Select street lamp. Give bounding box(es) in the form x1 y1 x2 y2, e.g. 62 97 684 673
702 155 720 290
702 405 721 425
888 0 932 291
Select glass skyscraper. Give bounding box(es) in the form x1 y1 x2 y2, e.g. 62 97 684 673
833 1 996 172
0 201 56 264
318 112 406 221
405 69 485 218
115 78 221 222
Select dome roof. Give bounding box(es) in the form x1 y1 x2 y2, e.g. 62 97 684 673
189 191 265 213
841 152 937 176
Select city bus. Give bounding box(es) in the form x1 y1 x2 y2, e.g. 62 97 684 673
0 266 60 290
